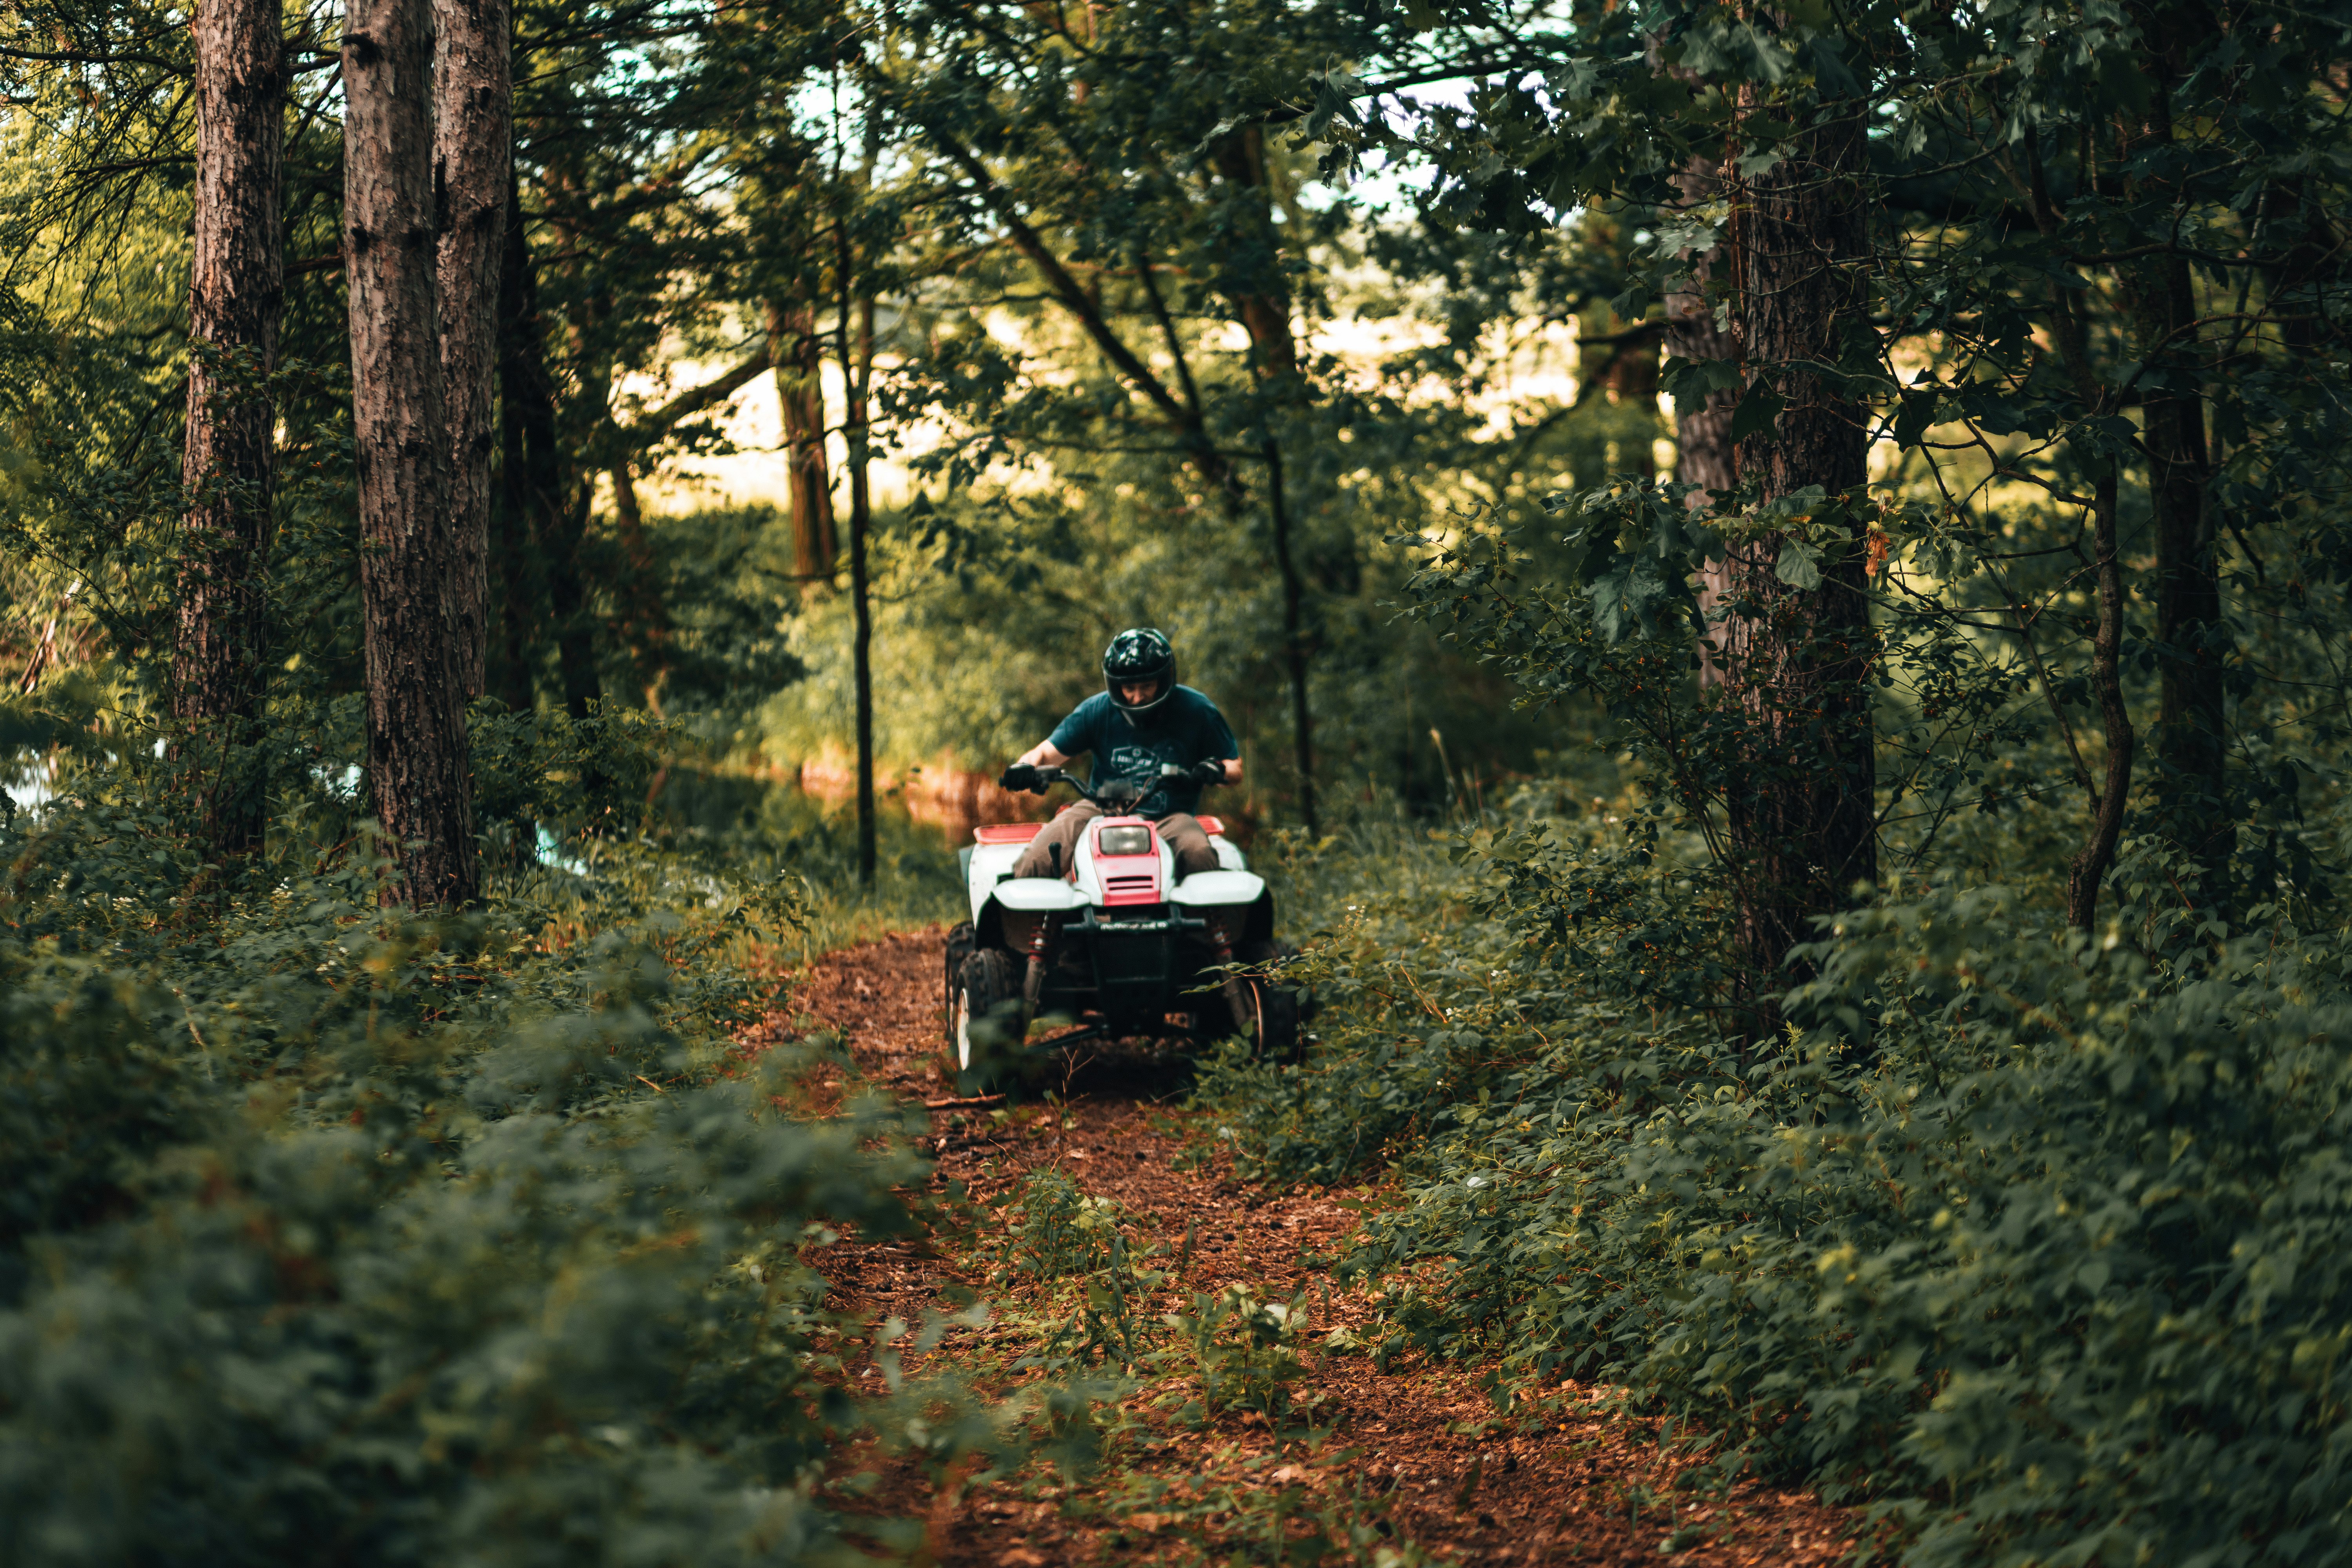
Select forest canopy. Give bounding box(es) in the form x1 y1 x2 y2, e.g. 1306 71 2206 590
5 0 2352 1560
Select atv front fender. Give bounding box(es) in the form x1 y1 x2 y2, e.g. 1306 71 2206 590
995 878 1091 912
1169 871 1265 906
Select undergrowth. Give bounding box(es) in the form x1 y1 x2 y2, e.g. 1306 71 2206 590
1195 804 2352 1566
0 757 988 1566
954 1166 1435 1566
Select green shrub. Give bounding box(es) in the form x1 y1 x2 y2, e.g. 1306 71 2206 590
1201 829 2352 1564
1152 1285 1316 1427
1000 1169 1127 1281
0 796 971 1567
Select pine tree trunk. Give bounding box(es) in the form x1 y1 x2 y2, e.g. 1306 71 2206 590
1666 154 1739 690
1263 439 1316 836
344 0 477 905
1666 158 1738 499
1715 99 1877 1024
546 484 602 722
491 169 558 715
1213 125 1317 833
543 178 609 723
433 0 510 701
2136 264 2225 860
767 298 836 581
173 0 283 856
2122 65 2227 884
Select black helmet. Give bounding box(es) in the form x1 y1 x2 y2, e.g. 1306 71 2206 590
1103 627 1176 715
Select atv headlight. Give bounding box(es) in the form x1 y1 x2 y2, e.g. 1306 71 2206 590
1097 824 1153 857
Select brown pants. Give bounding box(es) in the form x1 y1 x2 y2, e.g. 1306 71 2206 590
1013 802 1217 880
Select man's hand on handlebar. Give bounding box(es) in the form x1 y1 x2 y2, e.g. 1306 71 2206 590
1007 759 1220 800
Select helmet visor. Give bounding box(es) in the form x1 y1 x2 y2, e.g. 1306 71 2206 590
1112 675 1167 709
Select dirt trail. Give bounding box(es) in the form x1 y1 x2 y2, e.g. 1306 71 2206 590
789 929 1851 1567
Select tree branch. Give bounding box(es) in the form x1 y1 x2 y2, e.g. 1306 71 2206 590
618 351 771 448
913 116 1239 496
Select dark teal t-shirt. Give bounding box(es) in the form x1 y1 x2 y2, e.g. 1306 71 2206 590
1048 686 1238 819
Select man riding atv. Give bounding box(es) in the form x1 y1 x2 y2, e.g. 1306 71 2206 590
998 628 1240 876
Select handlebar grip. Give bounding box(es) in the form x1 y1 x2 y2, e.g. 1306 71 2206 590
1001 763 1065 794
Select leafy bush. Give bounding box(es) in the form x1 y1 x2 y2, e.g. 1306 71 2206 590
1152 1285 1316 1427
0 795 971 1567
1201 824 2352 1564
1000 1169 1129 1281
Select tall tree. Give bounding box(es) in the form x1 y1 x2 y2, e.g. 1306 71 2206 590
1708 95 1877 1003
1212 125 1319 837
1665 157 1739 688
172 0 284 855
769 295 837 582
838 265 877 887
491 174 563 716
1338 0 2352 963
833 90 879 886
434 0 512 701
863 0 1407 828
2120 26 2228 884
343 0 477 904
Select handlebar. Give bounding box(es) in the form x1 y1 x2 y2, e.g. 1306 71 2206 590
1020 762 1196 809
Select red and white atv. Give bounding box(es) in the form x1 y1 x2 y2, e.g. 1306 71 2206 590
944 765 1298 1081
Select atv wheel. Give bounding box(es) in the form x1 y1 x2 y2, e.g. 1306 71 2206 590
953 948 1023 1073
942 923 976 1043
1235 976 1302 1063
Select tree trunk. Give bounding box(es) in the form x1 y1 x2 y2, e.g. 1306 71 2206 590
2135 262 2226 866
491 169 558 715
174 0 284 856
606 460 671 707
344 0 477 906
838 232 877 885
546 483 602 722
2024 145 2137 931
767 298 837 581
1606 331 1661 405
544 169 614 724
2122 69 2227 885
1713 98 1877 1023
1263 439 1316 837
1666 162 1738 500
1666 154 1740 691
2066 466 2133 929
1213 125 1318 833
2265 178 2331 358
432 0 510 701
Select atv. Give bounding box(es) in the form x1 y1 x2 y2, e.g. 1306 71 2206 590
945 765 1298 1080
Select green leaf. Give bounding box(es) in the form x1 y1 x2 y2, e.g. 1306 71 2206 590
1892 387 1938 450
1774 538 1823 590
1660 356 1741 402
1729 382 1785 445
1806 34 1863 96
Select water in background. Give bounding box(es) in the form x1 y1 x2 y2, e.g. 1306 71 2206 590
641 765 1024 898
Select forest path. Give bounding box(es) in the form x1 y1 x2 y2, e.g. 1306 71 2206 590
791 930 1849 1568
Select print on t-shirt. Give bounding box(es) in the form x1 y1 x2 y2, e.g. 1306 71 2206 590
1046 686 1238 819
